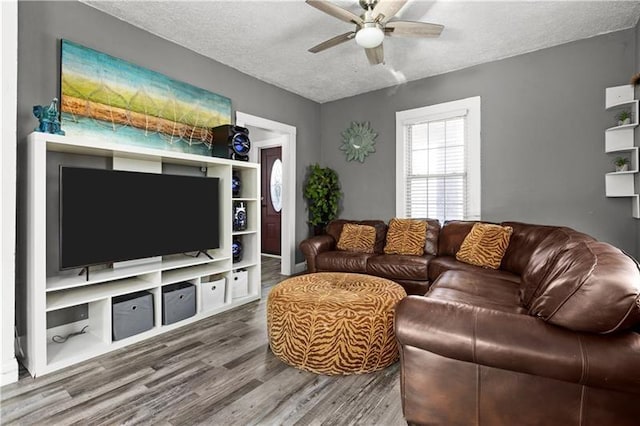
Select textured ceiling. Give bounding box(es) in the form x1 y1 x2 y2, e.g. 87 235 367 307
83 1 640 103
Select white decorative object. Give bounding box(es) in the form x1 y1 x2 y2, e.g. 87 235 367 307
23 132 261 377
615 163 630 172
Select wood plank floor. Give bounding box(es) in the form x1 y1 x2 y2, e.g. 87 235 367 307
0 257 405 425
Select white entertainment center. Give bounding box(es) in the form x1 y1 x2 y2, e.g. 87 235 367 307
23 131 261 377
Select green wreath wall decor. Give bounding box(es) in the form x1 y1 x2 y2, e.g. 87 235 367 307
340 121 378 162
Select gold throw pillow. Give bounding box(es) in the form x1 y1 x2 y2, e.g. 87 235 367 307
336 224 376 253
383 219 427 256
456 223 513 269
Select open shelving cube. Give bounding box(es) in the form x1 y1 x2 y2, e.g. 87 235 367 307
232 166 259 200
46 299 111 367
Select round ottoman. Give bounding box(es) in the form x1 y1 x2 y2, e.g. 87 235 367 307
267 272 407 375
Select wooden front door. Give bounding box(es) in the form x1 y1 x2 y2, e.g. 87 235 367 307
261 147 282 255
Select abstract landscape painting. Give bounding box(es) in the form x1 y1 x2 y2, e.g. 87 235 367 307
61 40 231 155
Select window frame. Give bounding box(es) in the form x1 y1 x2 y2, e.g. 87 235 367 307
395 96 481 221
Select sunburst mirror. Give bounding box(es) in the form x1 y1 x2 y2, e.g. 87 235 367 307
340 121 377 162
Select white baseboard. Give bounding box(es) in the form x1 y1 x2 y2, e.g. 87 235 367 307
1 358 19 386
293 262 307 274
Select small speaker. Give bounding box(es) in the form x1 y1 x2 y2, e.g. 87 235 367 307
211 124 250 161
233 201 247 231
232 171 241 198
232 237 243 263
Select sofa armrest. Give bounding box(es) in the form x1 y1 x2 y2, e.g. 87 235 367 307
299 235 336 273
395 296 640 394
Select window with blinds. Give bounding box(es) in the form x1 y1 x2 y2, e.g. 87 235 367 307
405 116 466 222
396 97 481 224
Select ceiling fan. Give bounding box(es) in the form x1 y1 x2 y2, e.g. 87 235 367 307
306 0 444 65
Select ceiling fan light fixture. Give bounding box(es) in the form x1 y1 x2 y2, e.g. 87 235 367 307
355 23 384 48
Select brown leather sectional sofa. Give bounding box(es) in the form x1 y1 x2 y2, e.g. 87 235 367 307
300 218 440 295
300 219 640 425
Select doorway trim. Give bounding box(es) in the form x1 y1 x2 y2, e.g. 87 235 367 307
236 112 296 276
1 0 19 386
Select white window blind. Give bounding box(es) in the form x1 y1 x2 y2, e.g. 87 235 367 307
396 97 481 224
405 115 466 222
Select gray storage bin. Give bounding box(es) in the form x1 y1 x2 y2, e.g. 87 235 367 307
162 282 196 325
112 291 154 341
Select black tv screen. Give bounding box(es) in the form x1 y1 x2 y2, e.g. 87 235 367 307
60 167 220 270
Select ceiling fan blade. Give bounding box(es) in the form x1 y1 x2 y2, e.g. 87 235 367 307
308 31 356 53
306 0 363 26
372 0 407 23
365 44 384 65
385 20 444 38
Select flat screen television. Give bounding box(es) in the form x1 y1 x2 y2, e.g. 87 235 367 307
60 167 220 270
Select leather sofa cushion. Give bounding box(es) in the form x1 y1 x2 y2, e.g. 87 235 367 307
326 220 388 254
384 219 427 256
412 218 441 256
428 256 520 284
316 251 376 273
527 238 640 333
431 270 523 307
426 288 526 314
366 254 432 281
427 271 526 314
394 279 431 296
438 220 479 256
500 222 557 275
456 223 513 269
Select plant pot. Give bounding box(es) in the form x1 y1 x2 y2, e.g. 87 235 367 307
311 224 326 237
616 164 629 172
618 118 631 126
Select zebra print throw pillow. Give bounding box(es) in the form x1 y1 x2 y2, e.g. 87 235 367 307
336 223 376 253
456 223 513 269
383 218 427 256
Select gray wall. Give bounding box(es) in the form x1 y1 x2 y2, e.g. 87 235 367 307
16 1 321 331
320 29 638 258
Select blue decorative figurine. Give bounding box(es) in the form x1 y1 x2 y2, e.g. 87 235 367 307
33 98 65 135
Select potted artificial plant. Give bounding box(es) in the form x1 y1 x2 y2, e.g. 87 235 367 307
615 157 630 172
303 164 342 235
617 110 632 126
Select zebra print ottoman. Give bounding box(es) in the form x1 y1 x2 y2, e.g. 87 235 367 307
267 272 407 375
